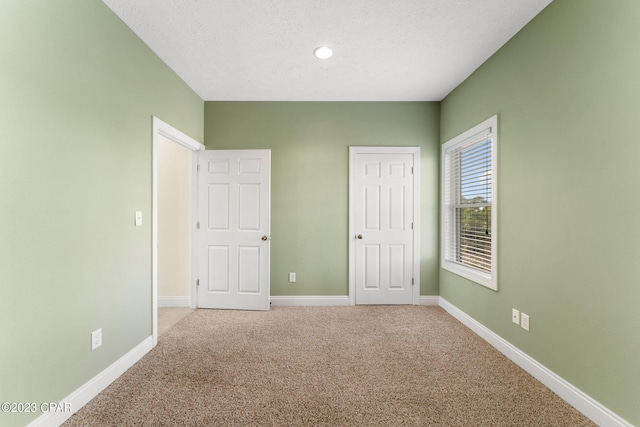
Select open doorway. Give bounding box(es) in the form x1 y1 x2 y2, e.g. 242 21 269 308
158 135 192 307
152 117 204 346
157 135 193 335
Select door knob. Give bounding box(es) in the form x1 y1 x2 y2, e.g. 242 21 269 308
357 234 363 239
261 235 268 241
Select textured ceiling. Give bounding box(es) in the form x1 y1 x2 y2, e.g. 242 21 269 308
102 0 553 101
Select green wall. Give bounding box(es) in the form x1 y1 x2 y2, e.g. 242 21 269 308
440 0 640 424
205 102 440 297
3 0 636 425
0 1 203 426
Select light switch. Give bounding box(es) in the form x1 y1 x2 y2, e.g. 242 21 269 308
135 211 143 227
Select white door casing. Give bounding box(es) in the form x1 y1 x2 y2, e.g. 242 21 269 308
349 147 420 305
197 150 271 311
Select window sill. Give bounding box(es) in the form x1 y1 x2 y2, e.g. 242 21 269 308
441 260 497 291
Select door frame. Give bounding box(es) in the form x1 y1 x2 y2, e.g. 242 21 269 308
348 146 421 306
152 117 204 346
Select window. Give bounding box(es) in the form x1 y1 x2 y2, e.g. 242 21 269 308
441 115 497 290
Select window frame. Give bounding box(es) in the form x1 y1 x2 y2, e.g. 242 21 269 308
441 115 498 291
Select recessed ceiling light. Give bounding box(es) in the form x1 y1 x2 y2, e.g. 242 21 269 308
314 46 333 59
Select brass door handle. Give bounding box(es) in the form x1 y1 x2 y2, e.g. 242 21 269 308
261 235 268 241
357 234 363 239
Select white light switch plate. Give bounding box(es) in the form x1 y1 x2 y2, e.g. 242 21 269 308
135 211 143 226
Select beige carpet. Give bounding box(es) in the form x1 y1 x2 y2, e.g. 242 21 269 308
64 306 594 426
158 307 193 336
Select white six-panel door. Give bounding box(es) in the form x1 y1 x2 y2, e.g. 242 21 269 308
350 147 420 305
197 150 270 310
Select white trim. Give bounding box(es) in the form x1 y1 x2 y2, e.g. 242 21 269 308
270 296 350 307
158 296 191 307
439 298 632 427
27 336 153 427
419 295 440 306
154 117 204 152
152 117 204 346
441 115 498 291
348 146 421 306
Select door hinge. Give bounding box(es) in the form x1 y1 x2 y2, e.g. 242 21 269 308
196 279 200 287
411 167 414 174
411 222 414 230
411 278 415 286
197 164 200 171
197 222 200 229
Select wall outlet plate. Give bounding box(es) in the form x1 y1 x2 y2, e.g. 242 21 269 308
91 328 102 350
512 308 520 324
521 313 530 331
288 272 296 283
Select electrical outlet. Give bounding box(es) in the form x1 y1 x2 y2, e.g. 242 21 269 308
512 308 520 325
289 272 296 283
521 313 530 331
91 328 102 350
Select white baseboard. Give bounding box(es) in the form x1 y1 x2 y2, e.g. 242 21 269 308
439 298 631 427
419 296 440 306
28 336 154 427
270 295 440 307
158 296 191 307
270 296 350 306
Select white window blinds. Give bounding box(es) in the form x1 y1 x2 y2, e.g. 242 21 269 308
442 116 497 290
